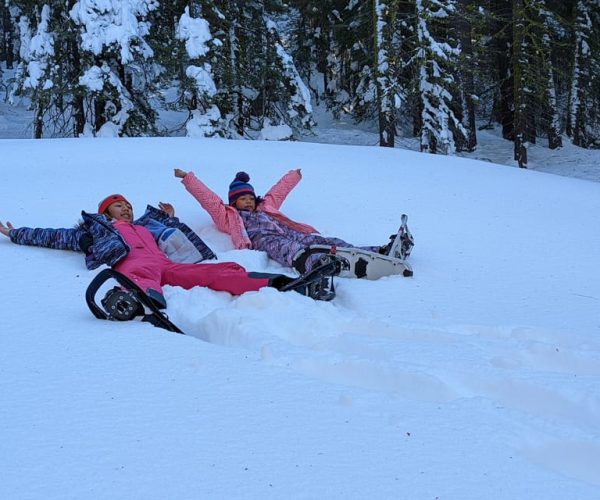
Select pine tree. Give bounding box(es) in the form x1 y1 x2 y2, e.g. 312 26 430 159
1 0 16 69
286 0 320 103
511 0 570 166
490 0 514 141
537 0 562 150
175 3 221 137
70 0 160 136
512 0 531 166
184 0 313 140
12 1 80 138
567 0 600 148
302 0 408 147
306 1 367 119
454 0 477 151
22 4 54 138
268 22 314 133
373 0 400 147
415 0 467 155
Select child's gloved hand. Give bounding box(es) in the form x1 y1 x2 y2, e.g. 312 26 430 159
174 168 188 178
158 202 175 217
0 221 14 237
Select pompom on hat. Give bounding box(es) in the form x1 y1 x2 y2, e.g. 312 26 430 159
98 194 130 214
228 172 256 204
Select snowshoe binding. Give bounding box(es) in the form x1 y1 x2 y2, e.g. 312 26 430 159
101 287 144 321
280 254 343 301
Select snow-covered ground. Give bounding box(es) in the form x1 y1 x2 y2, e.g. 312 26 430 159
1 135 600 499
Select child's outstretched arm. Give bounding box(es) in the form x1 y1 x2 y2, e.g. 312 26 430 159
3 221 84 252
263 169 302 210
174 168 231 232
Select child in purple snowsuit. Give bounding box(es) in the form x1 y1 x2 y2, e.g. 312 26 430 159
174 168 385 272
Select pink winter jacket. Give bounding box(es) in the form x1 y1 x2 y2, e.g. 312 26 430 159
181 169 319 249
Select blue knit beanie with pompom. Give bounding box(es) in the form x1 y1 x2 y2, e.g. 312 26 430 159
228 172 256 204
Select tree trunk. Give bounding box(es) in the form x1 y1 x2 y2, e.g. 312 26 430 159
34 100 45 139
535 0 562 149
567 0 593 148
0 3 6 63
513 0 527 167
493 0 514 141
2 2 14 69
71 41 85 136
455 0 477 151
545 64 562 149
228 4 244 136
94 95 106 134
373 0 395 148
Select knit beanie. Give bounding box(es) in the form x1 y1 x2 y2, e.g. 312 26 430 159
228 172 255 204
98 194 130 214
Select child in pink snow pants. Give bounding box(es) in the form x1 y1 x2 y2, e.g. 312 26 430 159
1 195 280 308
111 218 267 297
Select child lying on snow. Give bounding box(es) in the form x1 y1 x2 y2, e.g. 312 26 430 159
0 194 302 308
174 168 402 273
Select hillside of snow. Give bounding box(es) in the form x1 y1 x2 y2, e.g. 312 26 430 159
1 137 600 499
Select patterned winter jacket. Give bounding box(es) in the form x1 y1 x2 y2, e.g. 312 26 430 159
181 169 318 249
9 205 215 270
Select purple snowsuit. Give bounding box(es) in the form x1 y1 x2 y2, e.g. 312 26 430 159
240 210 377 270
180 169 378 271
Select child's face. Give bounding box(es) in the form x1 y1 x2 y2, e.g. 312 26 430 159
106 201 133 222
234 194 256 212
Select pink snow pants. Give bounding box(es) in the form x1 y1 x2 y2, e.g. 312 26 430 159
113 222 269 296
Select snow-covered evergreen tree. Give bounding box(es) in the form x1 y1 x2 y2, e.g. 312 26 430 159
186 0 313 140
415 0 467 155
263 17 314 136
10 1 85 137
12 2 77 138
303 0 407 147
486 0 515 141
512 0 532 167
567 0 600 148
537 0 562 150
372 0 401 147
324 0 370 119
21 4 53 138
289 0 347 111
70 0 159 137
4 0 598 155
175 4 221 138
454 0 477 151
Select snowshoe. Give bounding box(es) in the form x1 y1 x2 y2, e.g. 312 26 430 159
281 254 343 301
294 244 412 280
86 269 183 334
